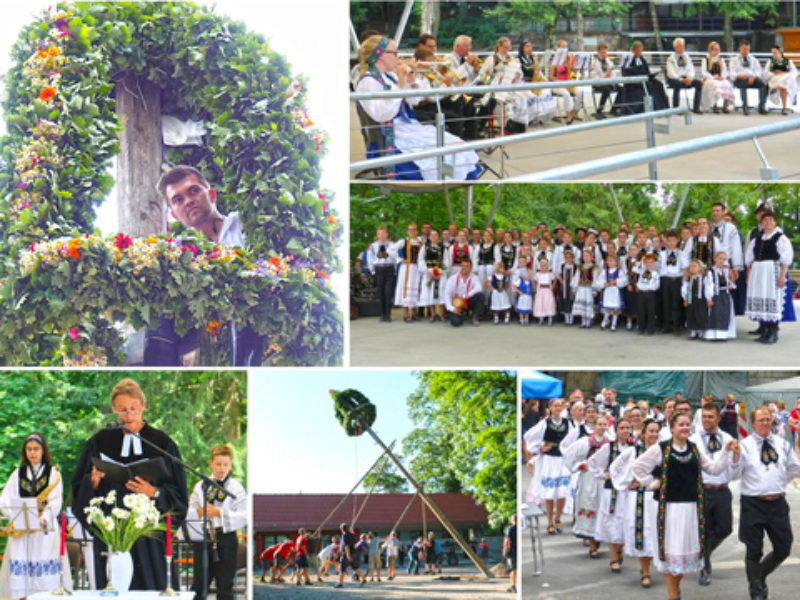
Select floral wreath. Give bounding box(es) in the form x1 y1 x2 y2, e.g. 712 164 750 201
0 2 342 366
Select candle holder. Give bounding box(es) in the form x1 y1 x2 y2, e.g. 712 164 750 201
51 554 73 595
159 555 179 596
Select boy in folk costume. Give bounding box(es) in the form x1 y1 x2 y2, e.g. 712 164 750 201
389 223 424 322
189 445 247 600
636 254 661 335
624 242 643 330
659 229 687 334
367 226 396 322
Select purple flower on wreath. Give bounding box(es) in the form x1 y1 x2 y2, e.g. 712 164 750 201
16 181 26 189
54 17 69 30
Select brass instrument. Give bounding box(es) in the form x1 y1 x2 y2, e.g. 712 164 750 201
36 466 60 518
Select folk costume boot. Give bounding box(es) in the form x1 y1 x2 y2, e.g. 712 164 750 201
745 559 765 600
748 322 765 336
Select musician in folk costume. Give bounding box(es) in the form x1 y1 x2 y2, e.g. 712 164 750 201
590 44 621 119
0 433 69 598
355 35 480 180
188 445 247 600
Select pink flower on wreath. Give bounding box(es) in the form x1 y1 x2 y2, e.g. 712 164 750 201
16 181 26 189
181 244 199 257
20 202 29 209
68 327 80 340
319 192 327 213
114 232 133 250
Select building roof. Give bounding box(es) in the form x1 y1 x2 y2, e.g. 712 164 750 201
253 493 488 534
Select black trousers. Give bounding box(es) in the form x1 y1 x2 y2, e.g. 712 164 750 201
733 78 767 109
593 85 621 111
192 532 238 600
660 276 684 331
145 317 199 366
638 291 657 333
704 486 733 568
667 78 702 110
374 265 396 320
739 496 793 586
449 293 485 326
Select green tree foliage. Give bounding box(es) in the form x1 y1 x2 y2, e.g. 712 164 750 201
685 1 781 50
362 462 410 494
350 183 800 266
0 370 247 510
403 370 516 529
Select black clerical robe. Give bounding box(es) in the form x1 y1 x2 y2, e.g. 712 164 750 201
617 56 670 114
72 424 188 590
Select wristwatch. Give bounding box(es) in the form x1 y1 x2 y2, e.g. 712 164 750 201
154 488 161 500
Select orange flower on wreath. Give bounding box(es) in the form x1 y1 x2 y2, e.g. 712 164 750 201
47 46 60 57
206 320 224 336
37 48 48 59
66 238 81 259
39 86 57 102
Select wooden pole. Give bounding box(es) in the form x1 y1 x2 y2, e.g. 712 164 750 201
311 440 395 539
366 428 491 579
115 72 165 237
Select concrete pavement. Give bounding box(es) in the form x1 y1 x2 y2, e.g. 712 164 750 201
350 303 800 367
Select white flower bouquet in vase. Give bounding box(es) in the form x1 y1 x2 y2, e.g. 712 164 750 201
84 490 164 594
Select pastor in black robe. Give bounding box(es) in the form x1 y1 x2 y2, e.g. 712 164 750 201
71 424 188 590
616 55 670 114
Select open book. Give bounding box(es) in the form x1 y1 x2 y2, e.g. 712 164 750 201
92 453 171 486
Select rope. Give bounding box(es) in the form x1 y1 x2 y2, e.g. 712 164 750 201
311 440 395 539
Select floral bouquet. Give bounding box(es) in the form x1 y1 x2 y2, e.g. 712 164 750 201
84 490 164 552
427 266 442 287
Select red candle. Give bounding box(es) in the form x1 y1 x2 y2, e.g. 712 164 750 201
166 513 172 557
59 512 66 556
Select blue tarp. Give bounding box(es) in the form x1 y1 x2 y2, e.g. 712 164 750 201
521 370 563 399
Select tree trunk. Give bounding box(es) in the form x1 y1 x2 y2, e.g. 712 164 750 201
575 2 585 51
421 0 440 39
116 72 165 237
649 1 662 51
723 11 733 52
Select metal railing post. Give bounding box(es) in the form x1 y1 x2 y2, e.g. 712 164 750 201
752 136 779 180
643 94 658 179
435 97 447 179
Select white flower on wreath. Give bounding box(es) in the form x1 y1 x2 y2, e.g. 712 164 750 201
104 490 117 505
133 516 147 529
101 516 115 531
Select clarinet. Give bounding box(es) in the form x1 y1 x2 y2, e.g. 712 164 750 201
207 509 221 563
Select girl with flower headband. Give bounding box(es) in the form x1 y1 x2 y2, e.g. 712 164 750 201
355 35 481 181
633 412 738 600
0 432 68 597
700 41 735 113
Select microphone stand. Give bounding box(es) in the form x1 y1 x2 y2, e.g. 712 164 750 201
122 427 237 599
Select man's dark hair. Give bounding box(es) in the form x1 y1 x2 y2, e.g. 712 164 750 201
419 33 435 47
702 402 721 416
157 165 209 199
712 201 726 211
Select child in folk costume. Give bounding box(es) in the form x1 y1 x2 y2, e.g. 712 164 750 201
596 254 628 331
557 250 578 325
633 413 738 600
636 254 661 335
446 231 472 281
625 243 643 330
587 418 635 575
513 267 534 326
572 248 597 328
188 445 247 600
562 414 612 559
486 262 512 324
705 251 737 341
389 223 423 322
609 419 662 589
496 232 519 306
472 230 496 305
682 259 714 340
533 258 557 325
0 433 69 599
524 398 573 534
418 230 445 322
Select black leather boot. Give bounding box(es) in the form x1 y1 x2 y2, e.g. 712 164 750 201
745 559 765 600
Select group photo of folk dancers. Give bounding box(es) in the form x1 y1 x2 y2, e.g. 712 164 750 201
358 199 795 343
0 372 247 600
522 373 800 600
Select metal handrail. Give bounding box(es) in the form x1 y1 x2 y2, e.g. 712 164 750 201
351 76 648 101
351 107 690 173
505 117 800 182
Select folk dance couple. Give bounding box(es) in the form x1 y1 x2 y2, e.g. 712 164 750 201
529 398 799 600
